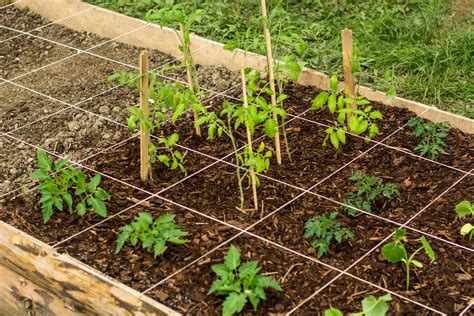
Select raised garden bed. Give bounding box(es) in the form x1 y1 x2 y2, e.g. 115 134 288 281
0 1 473 315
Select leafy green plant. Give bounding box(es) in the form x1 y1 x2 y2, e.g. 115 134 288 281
304 211 354 258
455 200 473 241
108 72 195 176
150 133 187 175
194 100 272 209
29 150 111 223
312 75 383 149
115 212 188 257
208 245 282 316
242 68 287 140
324 294 392 316
407 117 450 160
344 171 400 217
382 229 436 290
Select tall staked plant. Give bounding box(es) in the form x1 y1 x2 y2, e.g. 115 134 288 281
260 0 282 165
240 68 259 210
146 7 203 136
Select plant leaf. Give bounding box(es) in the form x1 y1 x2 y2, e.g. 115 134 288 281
224 245 241 271
325 307 343 316
36 149 52 172
312 92 329 110
88 174 101 192
361 294 391 316
455 200 472 218
222 292 247 316
420 236 436 262
381 242 405 263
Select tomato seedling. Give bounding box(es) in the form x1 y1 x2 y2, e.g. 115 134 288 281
304 211 354 258
115 212 188 258
344 171 399 216
382 229 436 290
312 75 383 149
325 294 392 316
407 117 450 160
455 200 473 241
208 245 282 316
29 150 111 223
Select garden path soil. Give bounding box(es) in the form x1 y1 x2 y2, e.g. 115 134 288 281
0 5 473 315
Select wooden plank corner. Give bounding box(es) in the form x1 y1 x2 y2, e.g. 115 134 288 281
0 221 179 315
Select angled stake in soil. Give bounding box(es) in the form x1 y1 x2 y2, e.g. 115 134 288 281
341 28 356 131
139 50 151 181
179 23 201 137
260 0 282 165
240 67 258 210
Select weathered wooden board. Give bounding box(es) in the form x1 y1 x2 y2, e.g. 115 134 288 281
0 221 179 315
13 0 474 133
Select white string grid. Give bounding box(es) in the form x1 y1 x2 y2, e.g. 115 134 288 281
0 0 21 10
0 81 237 201
1 113 450 315
1 7 95 43
286 170 472 314
2 16 469 178
0 7 471 314
2 74 471 313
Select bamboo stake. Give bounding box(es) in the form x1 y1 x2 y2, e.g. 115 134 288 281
260 0 282 165
240 68 258 210
179 23 201 137
139 50 150 181
341 28 356 130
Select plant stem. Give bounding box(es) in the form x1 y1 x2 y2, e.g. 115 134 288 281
260 0 282 165
241 68 258 210
179 23 201 137
227 117 244 209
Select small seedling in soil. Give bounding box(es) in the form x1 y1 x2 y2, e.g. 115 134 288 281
324 293 392 316
344 171 400 217
407 117 450 160
304 211 354 258
382 229 436 290
312 75 383 149
150 133 187 175
115 212 188 258
29 150 111 223
455 200 473 241
208 245 282 316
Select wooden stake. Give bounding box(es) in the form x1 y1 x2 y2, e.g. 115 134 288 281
260 0 282 165
180 23 201 137
240 68 258 210
139 50 150 181
341 28 356 129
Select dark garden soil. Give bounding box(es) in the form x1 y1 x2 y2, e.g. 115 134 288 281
0 5 473 316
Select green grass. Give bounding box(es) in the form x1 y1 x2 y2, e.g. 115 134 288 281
86 0 473 118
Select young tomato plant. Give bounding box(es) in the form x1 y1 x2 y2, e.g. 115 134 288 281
108 72 193 176
150 133 187 175
244 68 287 140
324 294 392 316
208 245 282 316
115 212 188 258
29 150 111 223
195 100 272 210
455 200 473 241
344 171 400 216
382 229 436 290
407 117 450 160
312 75 383 149
304 211 354 258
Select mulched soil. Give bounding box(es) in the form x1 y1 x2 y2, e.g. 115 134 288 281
1 5 473 316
